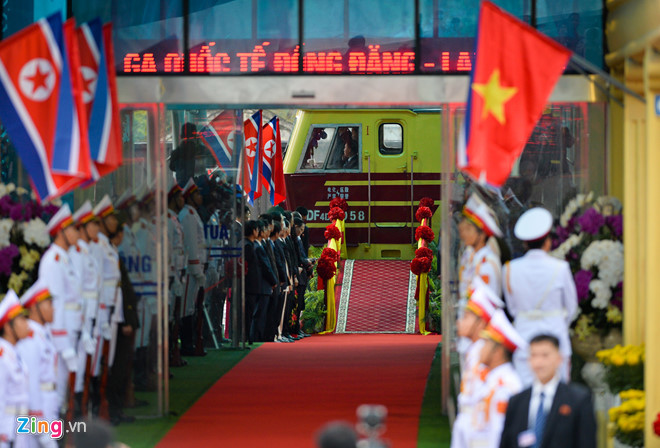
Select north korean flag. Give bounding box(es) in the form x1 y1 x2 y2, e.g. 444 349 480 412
458 1 571 187
240 110 262 205
261 117 286 206
0 13 92 200
199 110 237 172
76 19 122 180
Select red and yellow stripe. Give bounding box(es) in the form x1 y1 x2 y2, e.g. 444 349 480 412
22 289 51 309
0 302 24 328
482 325 517 353
466 299 493 323
49 216 74 236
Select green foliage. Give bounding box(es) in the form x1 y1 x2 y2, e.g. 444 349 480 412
425 241 442 332
302 246 327 333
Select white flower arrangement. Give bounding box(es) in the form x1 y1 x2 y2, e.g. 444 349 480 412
22 218 50 248
589 279 612 309
0 219 13 248
581 240 624 288
559 191 594 227
551 232 584 259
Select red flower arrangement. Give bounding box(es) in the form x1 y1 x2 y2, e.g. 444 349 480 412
324 224 342 241
419 197 435 208
415 247 434 260
328 207 346 221
410 257 432 275
415 225 435 242
654 412 660 437
329 197 349 212
415 206 432 223
317 256 337 280
321 247 339 262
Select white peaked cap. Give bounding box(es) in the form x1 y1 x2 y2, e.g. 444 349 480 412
483 310 528 353
0 290 24 328
464 194 502 237
93 195 114 218
46 204 73 236
514 207 553 242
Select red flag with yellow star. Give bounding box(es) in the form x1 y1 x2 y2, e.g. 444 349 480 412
458 1 571 187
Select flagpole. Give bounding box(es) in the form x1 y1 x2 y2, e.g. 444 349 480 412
568 52 645 104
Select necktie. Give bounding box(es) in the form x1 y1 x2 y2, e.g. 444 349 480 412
534 392 546 448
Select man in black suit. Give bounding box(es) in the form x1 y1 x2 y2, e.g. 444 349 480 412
251 220 278 342
500 334 596 448
242 220 260 343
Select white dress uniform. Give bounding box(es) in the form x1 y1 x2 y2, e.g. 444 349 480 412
38 239 81 407
179 180 207 318
68 239 101 393
458 194 504 364
504 208 578 386
168 207 186 320
451 284 501 448
90 196 123 375
16 283 59 424
133 216 156 349
453 311 525 448
0 292 30 448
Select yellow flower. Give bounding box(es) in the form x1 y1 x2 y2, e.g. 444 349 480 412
18 246 39 271
626 352 640 366
620 390 644 400
610 353 625 366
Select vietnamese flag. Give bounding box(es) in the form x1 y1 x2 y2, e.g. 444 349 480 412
458 1 571 187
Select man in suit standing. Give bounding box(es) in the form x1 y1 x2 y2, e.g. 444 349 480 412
500 334 596 448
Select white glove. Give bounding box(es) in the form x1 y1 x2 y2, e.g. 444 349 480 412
172 276 184 297
82 332 95 355
39 434 58 448
101 322 113 341
61 348 78 373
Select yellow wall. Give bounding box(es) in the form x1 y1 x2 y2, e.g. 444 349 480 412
607 0 660 444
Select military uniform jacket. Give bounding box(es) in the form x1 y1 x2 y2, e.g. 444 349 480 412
460 244 502 300
95 234 123 321
503 249 578 358
465 363 522 448
0 338 29 445
168 209 186 278
69 240 101 336
179 204 207 272
38 244 82 353
16 320 57 418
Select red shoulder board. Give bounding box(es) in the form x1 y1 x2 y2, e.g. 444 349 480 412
482 256 487 263
0 347 3 357
28 330 34 338
190 209 194 215
55 254 60 262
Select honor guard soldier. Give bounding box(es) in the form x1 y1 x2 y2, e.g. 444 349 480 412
457 194 504 366
0 291 30 448
91 196 123 376
132 185 157 378
178 179 207 355
16 283 58 448
70 201 102 403
503 208 578 386
451 280 503 448
39 204 81 407
167 183 186 365
454 310 525 448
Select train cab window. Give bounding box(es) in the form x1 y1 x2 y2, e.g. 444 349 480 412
379 123 403 155
300 126 360 171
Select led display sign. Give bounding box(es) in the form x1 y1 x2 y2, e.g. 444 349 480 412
119 40 475 75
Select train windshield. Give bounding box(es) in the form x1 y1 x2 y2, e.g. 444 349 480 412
299 125 360 171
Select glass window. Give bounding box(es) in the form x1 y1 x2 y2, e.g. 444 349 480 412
302 0 415 74
299 126 360 171
90 0 184 73
419 0 529 73
536 0 603 68
379 123 403 155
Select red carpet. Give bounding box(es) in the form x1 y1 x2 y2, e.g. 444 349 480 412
344 260 412 333
157 334 441 447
